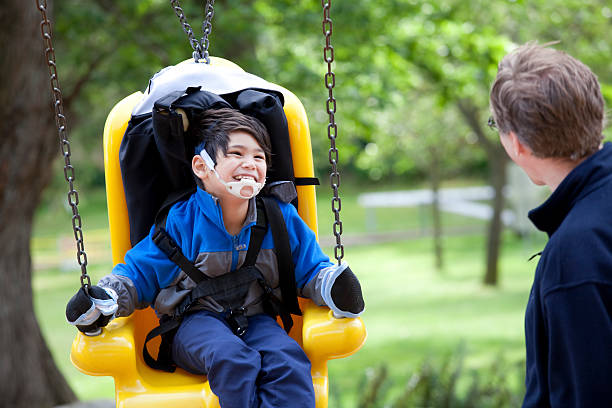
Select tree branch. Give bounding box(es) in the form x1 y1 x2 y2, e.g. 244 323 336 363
63 51 110 111
455 98 497 157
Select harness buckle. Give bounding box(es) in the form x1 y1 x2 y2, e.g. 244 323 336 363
262 283 273 295
152 228 179 258
227 307 248 337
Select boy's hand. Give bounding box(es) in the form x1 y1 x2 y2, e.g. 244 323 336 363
66 286 118 335
175 108 189 131
320 262 365 318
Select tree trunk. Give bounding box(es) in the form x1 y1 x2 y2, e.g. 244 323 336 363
483 150 508 286
455 99 508 287
429 147 444 272
0 2 78 406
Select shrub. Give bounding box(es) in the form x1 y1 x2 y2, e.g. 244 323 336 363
331 345 525 408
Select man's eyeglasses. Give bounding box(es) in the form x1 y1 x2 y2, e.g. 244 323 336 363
487 116 497 131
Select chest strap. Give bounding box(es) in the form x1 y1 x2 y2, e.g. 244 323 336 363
150 197 267 286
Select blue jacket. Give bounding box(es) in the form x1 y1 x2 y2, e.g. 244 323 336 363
524 142 612 407
103 188 333 317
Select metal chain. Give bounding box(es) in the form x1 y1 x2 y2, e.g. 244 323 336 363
169 0 215 63
322 0 344 264
35 0 91 289
200 0 215 63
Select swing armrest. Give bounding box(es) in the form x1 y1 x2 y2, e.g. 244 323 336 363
70 315 139 379
301 302 367 362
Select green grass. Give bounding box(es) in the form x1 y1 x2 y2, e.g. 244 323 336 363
325 232 540 405
32 183 546 403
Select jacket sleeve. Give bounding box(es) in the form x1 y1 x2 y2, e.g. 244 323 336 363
279 201 334 305
98 274 141 317
107 211 186 315
543 282 612 405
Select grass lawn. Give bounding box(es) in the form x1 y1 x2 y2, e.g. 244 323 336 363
32 184 547 403
325 232 540 405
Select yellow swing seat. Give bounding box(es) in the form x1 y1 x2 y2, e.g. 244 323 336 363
70 57 366 408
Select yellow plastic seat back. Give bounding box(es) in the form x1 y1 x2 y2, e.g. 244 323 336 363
70 58 366 408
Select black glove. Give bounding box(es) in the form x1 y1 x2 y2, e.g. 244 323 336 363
320 262 365 318
330 266 365 315
66 285 118 335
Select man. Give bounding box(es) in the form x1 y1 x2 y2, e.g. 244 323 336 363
489 43 612 407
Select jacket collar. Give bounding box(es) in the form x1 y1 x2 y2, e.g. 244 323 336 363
194 187 257 231
529 142 612 236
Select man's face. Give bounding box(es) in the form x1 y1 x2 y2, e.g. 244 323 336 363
499 132 516 162
499 131 546 186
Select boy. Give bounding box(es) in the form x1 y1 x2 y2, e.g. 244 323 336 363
66 108 364 408
489 43 612 407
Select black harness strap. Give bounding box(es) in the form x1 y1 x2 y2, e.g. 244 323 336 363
251 196 299 334
294 177 320 186
152 188 203 284
244 197 268 266
152 227 205 284
143 315 181 372
175 266 263 316
261 196 301 316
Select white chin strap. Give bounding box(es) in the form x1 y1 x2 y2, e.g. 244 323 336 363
200 149 265 199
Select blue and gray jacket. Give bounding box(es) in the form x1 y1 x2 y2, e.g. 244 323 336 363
99 187 334 318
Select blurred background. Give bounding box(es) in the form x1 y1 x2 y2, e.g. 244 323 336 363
5 0 612 407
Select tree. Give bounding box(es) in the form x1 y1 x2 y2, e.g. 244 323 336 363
298 0 513 285
0 2 77 406
293 0 611 285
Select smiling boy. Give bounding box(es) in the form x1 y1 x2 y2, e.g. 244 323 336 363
66 107 364 408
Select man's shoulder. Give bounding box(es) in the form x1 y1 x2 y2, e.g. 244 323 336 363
541 217 612 293
558 176 612 235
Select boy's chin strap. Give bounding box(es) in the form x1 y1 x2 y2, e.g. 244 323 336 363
199 148 265 200
223 177 266 200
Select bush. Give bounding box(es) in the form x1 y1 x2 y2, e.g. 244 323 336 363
332 345 525 408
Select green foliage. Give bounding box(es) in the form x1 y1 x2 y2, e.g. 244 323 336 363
338 347 525 408
49 0 612 188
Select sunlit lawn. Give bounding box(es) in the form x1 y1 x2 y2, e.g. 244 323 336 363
32 184 546 403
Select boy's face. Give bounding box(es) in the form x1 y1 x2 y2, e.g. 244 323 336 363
198 131 267 200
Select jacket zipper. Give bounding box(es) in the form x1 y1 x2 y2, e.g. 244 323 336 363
230 235 239 271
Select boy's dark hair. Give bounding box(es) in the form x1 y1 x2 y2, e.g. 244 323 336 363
490 43 605 160
189 108 272 165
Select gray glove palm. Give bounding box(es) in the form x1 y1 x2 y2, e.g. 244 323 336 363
66 285 118 335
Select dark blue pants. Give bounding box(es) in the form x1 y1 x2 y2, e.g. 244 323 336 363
172 311 315 408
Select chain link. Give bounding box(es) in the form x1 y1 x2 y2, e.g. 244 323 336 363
200 0 215 63
36 0 91 289
169 0 215 63
322 0 344 264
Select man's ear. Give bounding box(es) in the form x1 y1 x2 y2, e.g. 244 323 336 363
192 155 210 181
508 131 531 158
